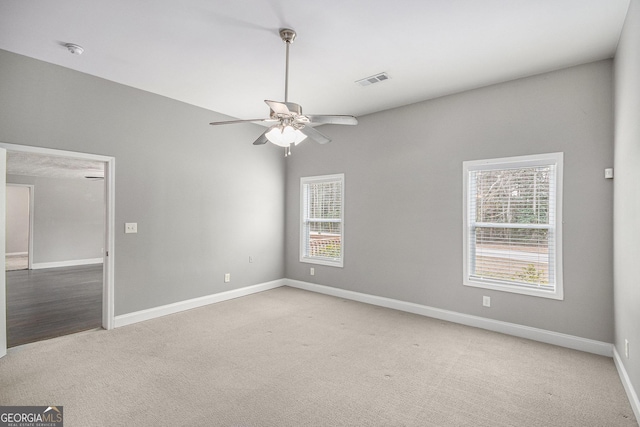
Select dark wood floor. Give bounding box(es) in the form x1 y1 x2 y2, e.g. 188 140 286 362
6 264 103 347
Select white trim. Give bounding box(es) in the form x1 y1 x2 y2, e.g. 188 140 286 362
114 279 286 328
284 279 612 357
0 142 114 163
6 252 28 256
613 346 640 421
300 173 345 268
0 148 6 358
0 142 116 332
462 152 564 300
464 152 565 170
103 158 115 330
31 258 104 269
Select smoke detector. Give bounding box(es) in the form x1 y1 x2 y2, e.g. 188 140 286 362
355 72 390 87
64 43 84 55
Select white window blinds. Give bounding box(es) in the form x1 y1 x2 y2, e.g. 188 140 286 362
463 153 563 299
300 174 344 267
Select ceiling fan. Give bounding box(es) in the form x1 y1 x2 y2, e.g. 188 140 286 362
209 28 358 156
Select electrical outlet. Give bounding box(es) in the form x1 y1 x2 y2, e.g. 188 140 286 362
310 267 315 276
482 296 491 307
224 273 230 283
605 168 614 179
124 222 137 234
625 339 630 359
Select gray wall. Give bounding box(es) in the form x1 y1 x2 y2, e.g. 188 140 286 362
286 60 614 343
7 175 104 264
614 0 640 408
0 49 286 315
6 185 30 254
0 47 618 346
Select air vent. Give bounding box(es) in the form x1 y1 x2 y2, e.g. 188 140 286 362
356 72 390 87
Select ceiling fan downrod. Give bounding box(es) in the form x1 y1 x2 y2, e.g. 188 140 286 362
279 28 296 103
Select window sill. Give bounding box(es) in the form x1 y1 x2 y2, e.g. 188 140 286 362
300 257 343 268
463 279 563 300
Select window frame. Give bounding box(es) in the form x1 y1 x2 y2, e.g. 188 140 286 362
462 152 563 300
300 173 345 268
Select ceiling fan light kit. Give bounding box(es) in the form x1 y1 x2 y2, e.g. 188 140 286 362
266 125 307 147
209 28 357 157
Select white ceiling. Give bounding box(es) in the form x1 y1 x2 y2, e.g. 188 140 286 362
7 151 104 180
0 0 631 121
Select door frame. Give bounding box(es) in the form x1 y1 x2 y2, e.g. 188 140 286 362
0 148 6 357
6 183 35 270
0 142 115 358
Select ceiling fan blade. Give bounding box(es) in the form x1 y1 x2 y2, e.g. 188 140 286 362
264 100 291 115
299 126 331 144
209 118 270 126
306 115 358 125
252 128 271 145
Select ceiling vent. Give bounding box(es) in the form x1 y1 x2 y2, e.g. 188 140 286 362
355 72 390 87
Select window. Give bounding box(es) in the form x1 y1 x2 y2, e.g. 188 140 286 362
300 174 344 267
463 153 563 299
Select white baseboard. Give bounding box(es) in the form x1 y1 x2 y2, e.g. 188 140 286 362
114 279 286 328
6 252 28 257
284 279 613 357
31 258 104 269
31 258 104 270
614 346 640 421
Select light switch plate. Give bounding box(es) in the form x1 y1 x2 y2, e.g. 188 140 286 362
125 223 138 234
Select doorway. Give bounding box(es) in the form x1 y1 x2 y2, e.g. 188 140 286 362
0 143 115 357
5 155 104 347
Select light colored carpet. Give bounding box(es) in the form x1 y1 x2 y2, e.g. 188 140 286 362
0 286 636 426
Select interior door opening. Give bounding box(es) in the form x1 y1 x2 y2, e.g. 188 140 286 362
0 143 115 357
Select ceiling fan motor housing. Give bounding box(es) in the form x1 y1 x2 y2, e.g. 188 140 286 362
270 101 303 118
